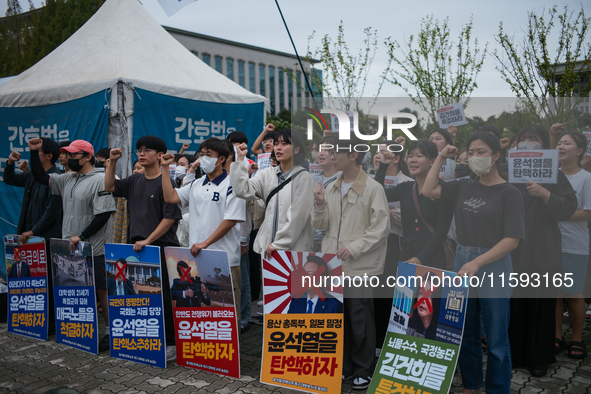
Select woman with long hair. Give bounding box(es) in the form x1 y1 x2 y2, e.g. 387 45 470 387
423 132 526 394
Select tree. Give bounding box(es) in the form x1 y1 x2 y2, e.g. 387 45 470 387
0 0 33 76
303 20 390 113
493 5 591 130
385 15 487 125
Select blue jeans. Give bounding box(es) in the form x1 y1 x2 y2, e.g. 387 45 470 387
240 243 251 329
453 244 512 394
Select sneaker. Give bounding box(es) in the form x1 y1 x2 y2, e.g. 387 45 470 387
352 376 371 390
166 346 177 361
98 334 110 352
342 373 354 381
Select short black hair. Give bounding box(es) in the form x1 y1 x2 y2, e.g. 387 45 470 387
305 255 329 276
332 135 366 165
407 140 438 160
116 257 126 266
477 125 501 139
175 154 196 166
516 125 550 149
429 128 454 146
275 129 307 166
136 135 167 153
59 141 70 149
199 137 231 163
466 132 501 155
40 138 61 165
226 131 248 145
96 148 111 160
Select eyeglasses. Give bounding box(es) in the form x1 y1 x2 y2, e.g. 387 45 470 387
133 149 154 155
328 150 337 160
66 152 86 159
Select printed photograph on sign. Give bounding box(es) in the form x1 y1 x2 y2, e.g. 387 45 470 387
368 262 468 394
6 235 49 340
263 251 343 314
50 240 94 287
106 255 161 297
165 248 233 307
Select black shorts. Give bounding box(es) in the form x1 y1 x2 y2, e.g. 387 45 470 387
94 255 106 290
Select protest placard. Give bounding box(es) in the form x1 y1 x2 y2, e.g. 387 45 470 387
164 247 239 378
6 235 48 340
331 111 354 134
309 164 323 177
261 251 344 393
51 239 98 353
436 103 467 129
368 262 468 394
508 149 559 184
383 175 400 208
257 153 272 175
105 243 166 368
583 132 591 155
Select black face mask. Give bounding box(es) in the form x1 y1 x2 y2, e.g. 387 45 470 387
94 160 104 168
68 158 85 172
456 163 470 178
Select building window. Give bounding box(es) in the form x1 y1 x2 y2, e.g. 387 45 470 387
269 66 275 115
278 68 285 112
249 63 256 93
238 60 245 88
215 56 223 73
259 64 266 97
227 58 234 81
296 70 302 98
191 50 198 57
288 69 293 111
202 54 210 66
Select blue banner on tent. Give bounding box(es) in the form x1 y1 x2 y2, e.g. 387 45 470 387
133 88 264 156
105 243 166 369
51 239 98 354
0 91 110 280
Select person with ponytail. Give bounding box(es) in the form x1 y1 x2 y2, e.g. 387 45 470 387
554 132 591 359
422 132 525 394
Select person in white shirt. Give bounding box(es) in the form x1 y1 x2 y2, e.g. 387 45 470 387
161 138 246 323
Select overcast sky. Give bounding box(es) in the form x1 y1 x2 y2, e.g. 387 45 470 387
1 0 586 115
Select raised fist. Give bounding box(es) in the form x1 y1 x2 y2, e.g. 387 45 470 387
28 138 43 151
550 123 565 136
441 145 458 159
236 143 248 161
161 153 175 166
264 123 276 133
8 151 21 164
313 182 325 205
109 148 122 161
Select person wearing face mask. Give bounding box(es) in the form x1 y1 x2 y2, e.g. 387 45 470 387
455 148 471 178
423 132 526 394
28 137 117 353
161 137 246 329
508 125 578 377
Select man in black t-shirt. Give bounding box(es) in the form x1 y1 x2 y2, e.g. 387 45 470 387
104 136 182 361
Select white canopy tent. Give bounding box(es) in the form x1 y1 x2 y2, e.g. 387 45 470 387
0 0 267 176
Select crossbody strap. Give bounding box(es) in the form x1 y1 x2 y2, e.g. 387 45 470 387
411 183 435 234
265 169 306 208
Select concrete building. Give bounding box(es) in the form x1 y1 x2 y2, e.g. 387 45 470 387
164 26 322 116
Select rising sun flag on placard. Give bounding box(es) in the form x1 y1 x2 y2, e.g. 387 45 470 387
156 0 199 17
263 251 343 314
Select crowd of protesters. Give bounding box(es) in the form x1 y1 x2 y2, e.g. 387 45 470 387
4 118 591 392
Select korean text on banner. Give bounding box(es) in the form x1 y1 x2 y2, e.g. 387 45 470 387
508 149 559 184
51 238 98 354
261 251 344 394
164 247 240 378
6 235 48 340
436 102 467 129
106 243 166 368
368 262 468 394
132 88 264 157
257 153 272 175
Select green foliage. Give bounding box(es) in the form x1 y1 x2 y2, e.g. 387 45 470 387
493 5 591 130
0 0 104 78
385 15 487 125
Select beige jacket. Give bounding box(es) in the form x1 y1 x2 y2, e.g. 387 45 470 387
312 169 390 276
230 162 314 254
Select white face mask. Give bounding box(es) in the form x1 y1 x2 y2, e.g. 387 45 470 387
517 141 543 150
175 166 187 178
468 156 494 176
200 156 220 174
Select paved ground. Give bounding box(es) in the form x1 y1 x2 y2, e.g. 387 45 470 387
1 302 591 394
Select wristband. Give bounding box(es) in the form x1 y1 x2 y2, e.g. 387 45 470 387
79 233 86 241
